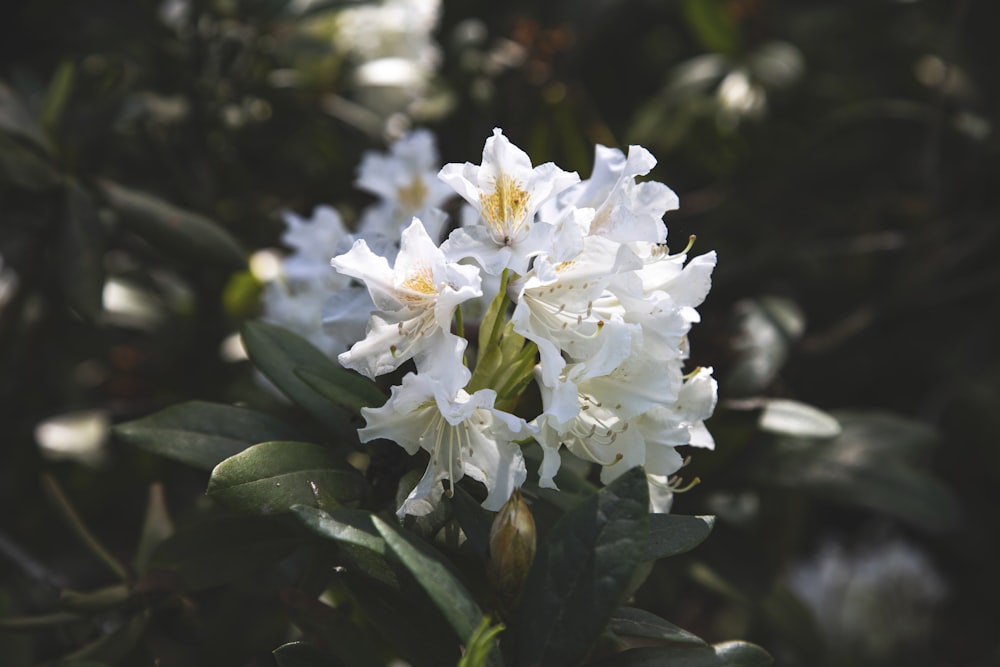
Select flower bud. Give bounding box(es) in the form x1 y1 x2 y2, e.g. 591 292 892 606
487 488 536 607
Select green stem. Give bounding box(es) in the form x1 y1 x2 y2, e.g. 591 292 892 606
43 474 130 583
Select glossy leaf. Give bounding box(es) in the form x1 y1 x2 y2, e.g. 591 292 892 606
645 514 716 560
144 515 298 589
241 320 357 435
295 365 386 413
585 641 773 667
372 516 498 665
207 441 368 514
113 400 304 471
608 607 706 646
98 179 246 270
513 466 650 667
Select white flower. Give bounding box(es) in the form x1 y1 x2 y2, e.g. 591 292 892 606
355 129 454 242
439 128 580 274
552 144 678 243
332 218 481 390
279 206 355 288
510 235 640 387
359 372 530 516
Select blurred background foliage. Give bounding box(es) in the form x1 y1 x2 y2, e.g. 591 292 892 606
1 0 998 665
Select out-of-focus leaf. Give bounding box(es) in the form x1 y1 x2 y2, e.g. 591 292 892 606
645 514 715 560
0 612 84 629
608 607 707 646
58 612 148 665
134 482 174 573
58 585 129 614
113 400 305 471
144 515 297 589
273 641 341 667
57 183 105 322
585 641 773 666
242 320 358 436
513 466 650 667
207 441 368 514
0 132 60 190
758 411 962 532
40 61 75 135
283 0 369 19
295 365 386 413
0 81 50 151
680 0 742 55
373 516 499 666
758 399 841 438
724 297 805 397
98 179 246 270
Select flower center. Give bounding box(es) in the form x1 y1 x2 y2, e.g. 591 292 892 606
480 172 530 245
396 176 428 212
400 267 436 296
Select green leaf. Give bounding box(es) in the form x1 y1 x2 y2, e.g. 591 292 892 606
452 485 494 562
280 590 385 667
144 515 297 589
0 81 51 151
372 516 494 662
680 0 742 55
291 506 400 590
295 365 386 413
0 132 60 190
134 483 174 573
241 320 358 436
58 612 149 665
585 641 773 667
40 61 75 135
98 179 246 270
113 400 304 471
758 399 841 438
273 641 342 667
759 411 962 532
608 607 706 646
645 514 715 561
57 183 105 322
458 617 505 667
207 441 368 515
513 466 650 667
58 585 129 615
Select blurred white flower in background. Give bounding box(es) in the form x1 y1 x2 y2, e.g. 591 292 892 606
788 536 948 662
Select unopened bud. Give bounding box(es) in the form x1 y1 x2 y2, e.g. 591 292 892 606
488 489 536 607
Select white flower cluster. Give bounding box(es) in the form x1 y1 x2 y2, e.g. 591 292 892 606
264 128 718 516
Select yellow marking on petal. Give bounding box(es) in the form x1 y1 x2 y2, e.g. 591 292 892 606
555 260 575 272
397 176 428 212
480 173 530 244
401 267 436 295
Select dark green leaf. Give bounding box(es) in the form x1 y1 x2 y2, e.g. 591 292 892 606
0 132 60 190
645 514 715 560
144 515 297 589
57 183 105 322
680 0 742 54
759 411 962 532
513 466 650 667
273 641 342 667
98 179 246 270
113 400 304 471
372 516 497 665
452 485 494 561
585 642 773 667
241 320 358 436
608 607 706 646
0 81 51 151
58 612 148 665
295 365 386 413
207 441 368 514
280 590 384 667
